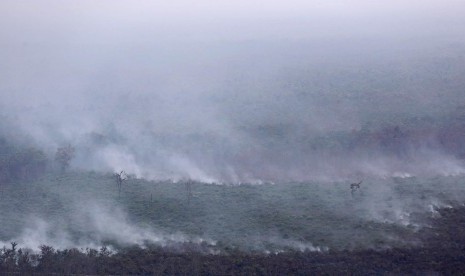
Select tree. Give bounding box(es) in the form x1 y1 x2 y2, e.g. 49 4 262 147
0 147 48 185
185 179 193 205
114 170 127 197
55 145 75 173
13 148 48 180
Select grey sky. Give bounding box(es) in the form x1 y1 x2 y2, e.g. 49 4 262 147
1 0 464 105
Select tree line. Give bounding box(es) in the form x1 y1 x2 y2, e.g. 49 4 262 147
0 136 75 184
1 241 465 275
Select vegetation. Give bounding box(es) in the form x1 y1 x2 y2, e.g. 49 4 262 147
114 170 127 197
2 207 465 274
55 144 75 173
0 138 48 184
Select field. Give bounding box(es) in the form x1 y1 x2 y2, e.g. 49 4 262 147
2 172 465 254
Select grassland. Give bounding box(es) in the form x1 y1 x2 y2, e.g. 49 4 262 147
2 171 465 253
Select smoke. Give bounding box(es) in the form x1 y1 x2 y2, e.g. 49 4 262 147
1 1 465 183
0 201 215 252
2 167 465 252
2 1 465 258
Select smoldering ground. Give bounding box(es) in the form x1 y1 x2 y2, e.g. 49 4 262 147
1 172 465 253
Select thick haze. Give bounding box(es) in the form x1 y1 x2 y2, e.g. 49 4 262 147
1 0 465 182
